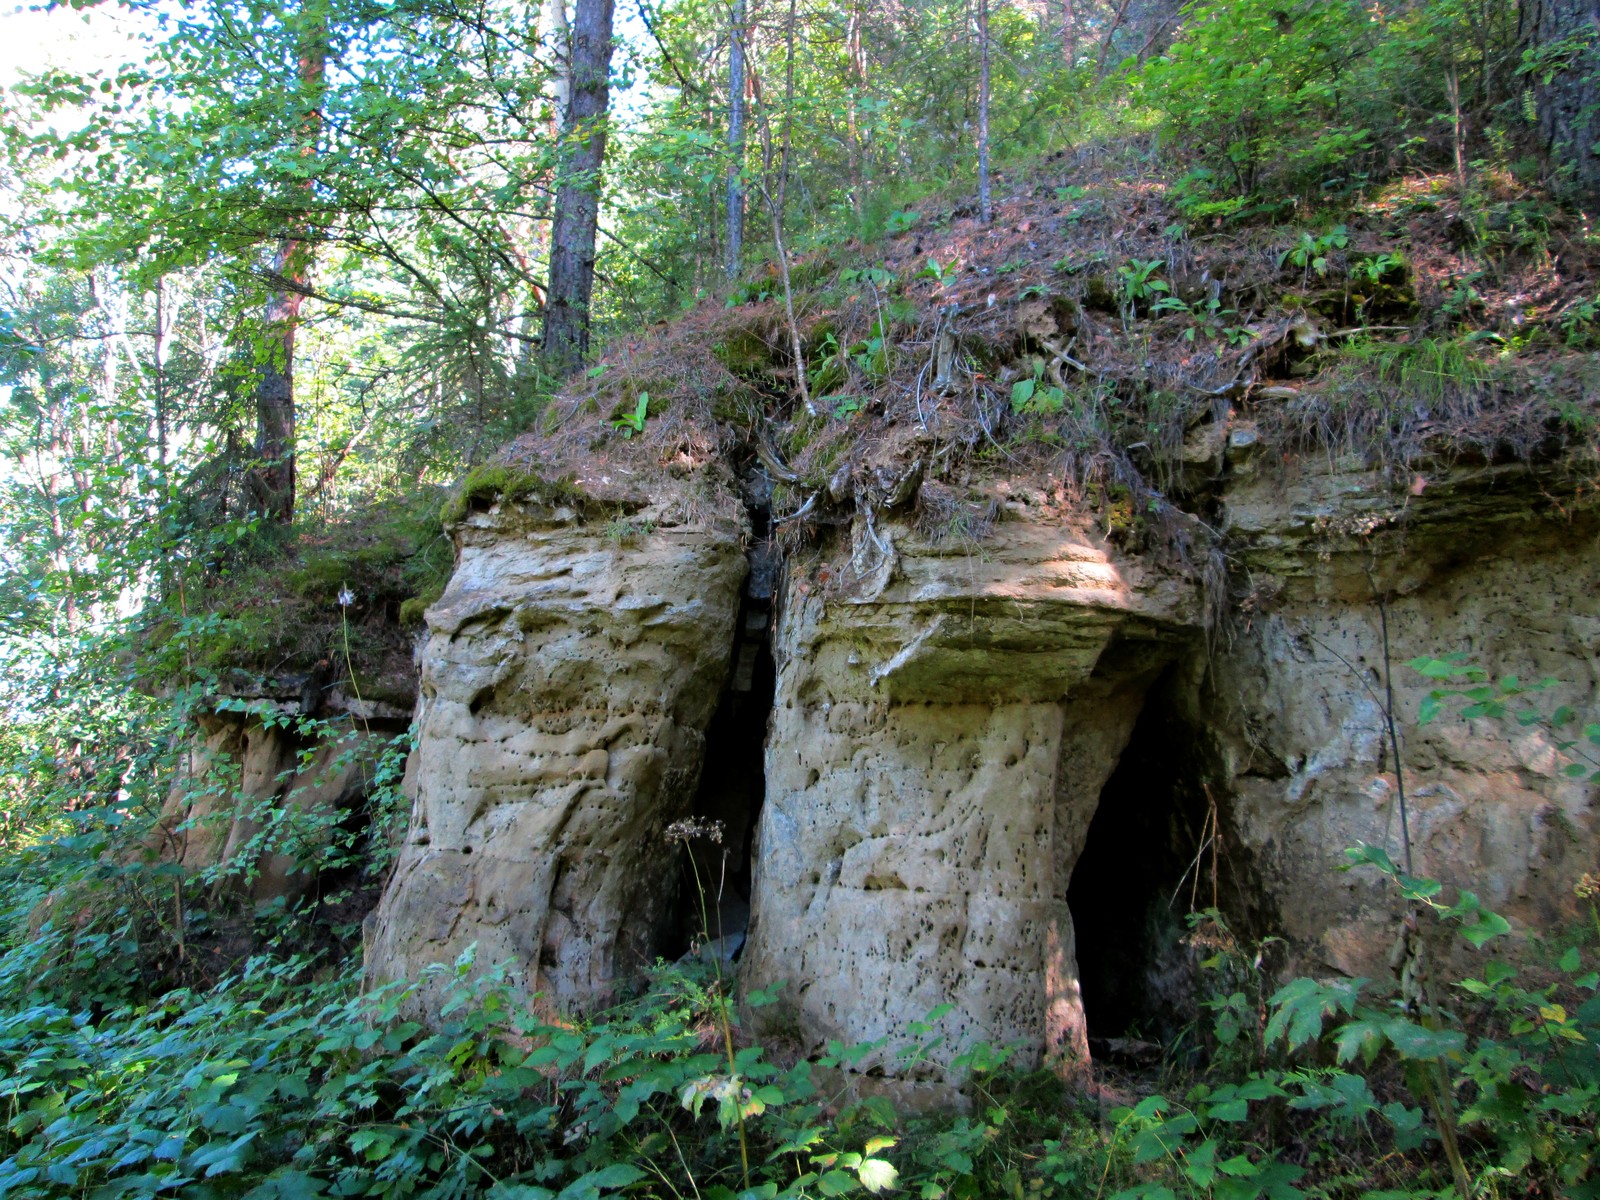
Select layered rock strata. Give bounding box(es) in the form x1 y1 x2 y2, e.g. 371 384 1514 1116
359 455 1598 1084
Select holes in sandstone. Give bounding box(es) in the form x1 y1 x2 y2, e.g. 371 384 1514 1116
1067 671 1274 1050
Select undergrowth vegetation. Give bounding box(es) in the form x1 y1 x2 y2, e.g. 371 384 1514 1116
0 661 1593 1199
1 856 1596 1199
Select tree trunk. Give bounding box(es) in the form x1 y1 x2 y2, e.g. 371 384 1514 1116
844 0 866 227
251 250 305 524
542 0 572 133
1520 0 1600 206
726 0 746 278
542 0 616 374
977 0 992 225
250 0 327 524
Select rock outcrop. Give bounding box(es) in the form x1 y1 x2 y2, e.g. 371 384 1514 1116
361 486 748 1012
745 460 1597 1074
740 503 1199 1078
1208 459 1600 980
359 451 1598 1085
153 674 410 905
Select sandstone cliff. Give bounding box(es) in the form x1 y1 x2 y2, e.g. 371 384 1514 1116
355 448 1595 1081
357 175 1598 1084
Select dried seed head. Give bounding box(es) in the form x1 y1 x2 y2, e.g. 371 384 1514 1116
665 817 725 844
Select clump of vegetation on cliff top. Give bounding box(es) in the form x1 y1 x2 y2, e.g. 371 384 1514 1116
437 464 592 525
520 161 1600 568
137 488 452 689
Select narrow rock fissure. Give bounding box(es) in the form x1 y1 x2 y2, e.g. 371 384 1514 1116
671 497 778 963
1068 672 1265 1051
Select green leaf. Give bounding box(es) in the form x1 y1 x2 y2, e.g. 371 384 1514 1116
587 1163 646 1191
191 1132 257 1177
1183 1139 1218 1188
857 1160 898 1193
1130 1094 1168 1120
557 1163 646 1200
1332 1018 1385 1065
818 1169 860 1196
1343 844 1397 875
1236 1078 1289 1101
1204 1099 1249 1122
1458 907 1512 948
1382 1018 1465 1060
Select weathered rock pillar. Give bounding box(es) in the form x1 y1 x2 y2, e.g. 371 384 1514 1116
742 512 1197 1078
363 487 747 1014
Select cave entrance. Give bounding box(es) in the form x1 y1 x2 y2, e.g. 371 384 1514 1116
673 507 777 962
1066 674 1260 1048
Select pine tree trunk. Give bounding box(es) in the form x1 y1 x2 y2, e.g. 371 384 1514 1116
726 0 746 278
250 0 326 524
542 0 616 374
977 0 992 225
1520 0 1600 206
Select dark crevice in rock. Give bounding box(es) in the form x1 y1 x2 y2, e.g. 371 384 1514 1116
1069 665 1274 1048
671 491 778 962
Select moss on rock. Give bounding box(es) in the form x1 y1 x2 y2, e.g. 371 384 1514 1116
439 466 587 525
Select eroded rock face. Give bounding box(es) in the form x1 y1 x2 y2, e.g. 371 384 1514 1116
741 511 1199 1077
741 463 1599 1080
153 701 400 905
362 492 747 1012
360 454 1598 1086
1209 461 1600 980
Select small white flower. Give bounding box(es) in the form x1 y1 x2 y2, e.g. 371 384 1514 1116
338 586 355 608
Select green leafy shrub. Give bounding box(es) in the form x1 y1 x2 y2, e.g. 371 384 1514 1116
0 945 917 1200
1136 0 1378 197
1108 872 1600 1200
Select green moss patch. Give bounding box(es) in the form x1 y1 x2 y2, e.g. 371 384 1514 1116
439 466 587 525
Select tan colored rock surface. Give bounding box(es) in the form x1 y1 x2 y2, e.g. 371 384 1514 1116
354 452 1596 1088
362 490 747 1013
741 511 1197 1077
1212 460 1600 979
154 712 394 905
743 463 1598 1081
